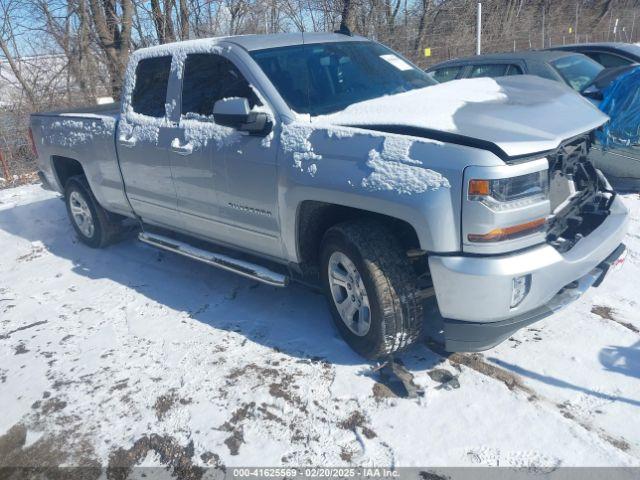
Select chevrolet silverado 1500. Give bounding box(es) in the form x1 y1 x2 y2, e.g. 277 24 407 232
30 32 629 358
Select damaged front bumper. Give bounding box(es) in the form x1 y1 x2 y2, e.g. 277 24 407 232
428 194 629 352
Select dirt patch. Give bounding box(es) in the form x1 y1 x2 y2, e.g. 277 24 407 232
0 423 100 477
601 433 631 452
0 424 27 459
268 377 304 411
153 390 192 421
592 305 617 321
32 397 67 415
227 363 279 381
220 402 255 456
223 430 244 456
17 244 45 262
338 411 377 439
372 382 397 400
448 353 633 454
557 402 576 420
0 320 48 340
591 305 639 333
14 343 29 355
339 445 356 462
448 353 536 398
109 379 128 393
257 403 286 426
228 363 306 411
107 434 217 479
200 451 224 468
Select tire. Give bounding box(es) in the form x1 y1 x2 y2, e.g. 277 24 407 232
64 175 121 248
320 220 423 359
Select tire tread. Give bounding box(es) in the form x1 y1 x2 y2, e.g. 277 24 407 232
324 220 423 358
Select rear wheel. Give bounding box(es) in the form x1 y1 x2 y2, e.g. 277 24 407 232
64 176 121 248
320 220 423 359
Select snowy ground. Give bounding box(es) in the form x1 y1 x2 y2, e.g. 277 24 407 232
0 183 639 472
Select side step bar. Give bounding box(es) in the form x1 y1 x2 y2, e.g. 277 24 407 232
138 232 289 287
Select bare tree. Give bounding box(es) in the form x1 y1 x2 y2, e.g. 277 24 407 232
89 0 133 97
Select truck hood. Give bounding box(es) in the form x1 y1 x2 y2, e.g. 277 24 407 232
313 75 609 158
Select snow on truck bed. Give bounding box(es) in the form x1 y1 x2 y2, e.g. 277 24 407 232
1 184 639 470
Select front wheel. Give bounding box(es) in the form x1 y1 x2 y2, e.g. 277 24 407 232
320 221 424 359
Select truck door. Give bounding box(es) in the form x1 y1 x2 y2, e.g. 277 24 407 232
116 55 182 228
169 50 282 259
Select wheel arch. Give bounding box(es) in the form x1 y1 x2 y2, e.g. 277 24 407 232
51 155 85 190
295 200 423 270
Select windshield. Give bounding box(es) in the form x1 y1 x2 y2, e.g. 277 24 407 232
250 41 436 115
551 54 604 92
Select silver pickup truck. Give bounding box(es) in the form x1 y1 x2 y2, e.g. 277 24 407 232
30 32 629 358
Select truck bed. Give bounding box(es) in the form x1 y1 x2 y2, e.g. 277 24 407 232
32 102 120 120
30 102 131 217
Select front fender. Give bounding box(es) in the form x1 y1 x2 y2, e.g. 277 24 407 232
277 123 503 262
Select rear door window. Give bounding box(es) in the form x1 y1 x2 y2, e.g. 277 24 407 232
131 56 172 117
506 64 524 75
469 64 510 78
551 54 604 91
180 53 260 118
587 52 633 68
430 66 463 83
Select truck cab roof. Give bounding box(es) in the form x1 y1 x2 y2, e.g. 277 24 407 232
134 32 370 57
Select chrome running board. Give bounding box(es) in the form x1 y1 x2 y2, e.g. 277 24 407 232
138 232 288 287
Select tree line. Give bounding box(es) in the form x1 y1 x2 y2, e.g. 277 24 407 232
1 0 639 109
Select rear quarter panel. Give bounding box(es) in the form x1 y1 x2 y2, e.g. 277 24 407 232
31 113 132 216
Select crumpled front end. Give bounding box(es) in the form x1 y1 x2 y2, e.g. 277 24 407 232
429 133 629 352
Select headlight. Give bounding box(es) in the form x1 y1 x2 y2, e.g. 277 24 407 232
468 171 549 211
466 170 549 244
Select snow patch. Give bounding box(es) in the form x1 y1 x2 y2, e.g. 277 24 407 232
281 124 322 174
314 78 509 131
41 117 115 148
180 117 241 150
362 136 450 194
0 185 639 467
326 128 356 140
260 131 274 148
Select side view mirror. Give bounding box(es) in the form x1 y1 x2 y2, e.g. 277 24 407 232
212 97 272 136
213 97 250 127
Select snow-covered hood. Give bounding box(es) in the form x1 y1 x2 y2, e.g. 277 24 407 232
314 76 609 158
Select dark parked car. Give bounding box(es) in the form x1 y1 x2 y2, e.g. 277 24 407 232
425 50 606 93
426 50 640 188
548 42 640 68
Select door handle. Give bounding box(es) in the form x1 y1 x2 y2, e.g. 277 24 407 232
119 135 137 148
170 138 193 156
